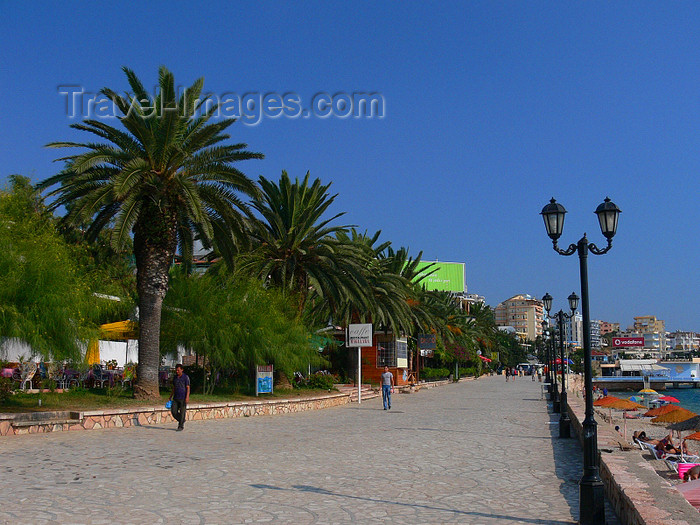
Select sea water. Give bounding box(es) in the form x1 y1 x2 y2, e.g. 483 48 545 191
621 387 700 414
657 388 700 414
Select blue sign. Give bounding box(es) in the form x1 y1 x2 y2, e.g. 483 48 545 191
256 364 273 395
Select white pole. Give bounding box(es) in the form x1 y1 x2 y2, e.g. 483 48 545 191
357 346 362 404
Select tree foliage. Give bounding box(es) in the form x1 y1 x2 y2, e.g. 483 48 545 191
0 176 111 361
39 66 262 398
161 270 324 393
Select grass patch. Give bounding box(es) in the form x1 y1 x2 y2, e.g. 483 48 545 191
0 387 338 413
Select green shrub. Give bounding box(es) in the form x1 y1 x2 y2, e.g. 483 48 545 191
0 377 14 402
421 367 450 380
305 372 336 390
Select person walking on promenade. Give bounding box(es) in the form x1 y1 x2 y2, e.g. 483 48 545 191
381 366 394 410
505 367 510 382
169 364 190 431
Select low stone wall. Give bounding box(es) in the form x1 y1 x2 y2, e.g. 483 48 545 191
565 376 698 524
0 392 350 437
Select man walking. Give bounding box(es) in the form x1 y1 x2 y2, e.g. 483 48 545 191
169 364 190 431
381 366 394 410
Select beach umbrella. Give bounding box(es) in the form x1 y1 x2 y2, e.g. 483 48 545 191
629 396 643 403
684 431 700 442
604 398 646 410
644 404 683 417
601 398 646 440
658 395 680 403
667 416 700 459
676 479 700 509
639 389 658 394
668 415 700 433
594 395 624 407
651 407 697 424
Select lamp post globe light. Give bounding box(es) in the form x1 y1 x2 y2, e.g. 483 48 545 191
542 292 579 438
540 197 621 525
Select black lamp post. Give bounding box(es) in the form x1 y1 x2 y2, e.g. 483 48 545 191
541 319 552 396
543 292 579 438
542 293 559 411
541 196 621 525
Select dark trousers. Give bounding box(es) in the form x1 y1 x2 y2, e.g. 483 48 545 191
171 399 186 427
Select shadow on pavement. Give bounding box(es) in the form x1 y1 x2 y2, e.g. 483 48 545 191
544 398 621 524
247 483 576 524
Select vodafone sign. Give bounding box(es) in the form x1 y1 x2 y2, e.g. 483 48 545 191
612 337 645 348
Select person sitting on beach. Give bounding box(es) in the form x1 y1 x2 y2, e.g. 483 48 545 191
683 465 700 482
633 431 661 446
655 434 681 455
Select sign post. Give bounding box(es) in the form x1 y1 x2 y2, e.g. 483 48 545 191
256 365 273 396
348 323 373 404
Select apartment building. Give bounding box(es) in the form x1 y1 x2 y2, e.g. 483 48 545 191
590 319 601 349
599 321 620 336
630 316 667 356
667 331 700 355
494 294 544 341
633 316 665 333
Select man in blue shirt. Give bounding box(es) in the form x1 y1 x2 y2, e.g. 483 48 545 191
169 364 190 431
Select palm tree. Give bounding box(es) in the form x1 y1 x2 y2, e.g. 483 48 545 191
332 230 415 333
240 171 369 315
39 66 263 399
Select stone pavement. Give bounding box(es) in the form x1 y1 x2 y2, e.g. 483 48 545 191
0 375 621 524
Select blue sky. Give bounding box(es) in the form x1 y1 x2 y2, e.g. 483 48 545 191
1 2 698 331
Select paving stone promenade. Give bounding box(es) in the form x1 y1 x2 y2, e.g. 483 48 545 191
1 375 621 524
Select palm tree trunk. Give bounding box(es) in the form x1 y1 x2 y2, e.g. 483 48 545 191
133 214 176 400
135 290 165 399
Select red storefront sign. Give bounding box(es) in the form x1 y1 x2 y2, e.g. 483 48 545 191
612 337 645 348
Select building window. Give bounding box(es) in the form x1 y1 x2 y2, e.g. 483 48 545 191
377 339 409 368
377 341 396 368
396 339 407 365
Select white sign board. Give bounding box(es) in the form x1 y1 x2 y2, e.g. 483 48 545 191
348 324 373 347
347 324 372 404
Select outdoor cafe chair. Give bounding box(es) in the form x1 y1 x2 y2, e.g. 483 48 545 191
13 363 36 391
92 365 110 388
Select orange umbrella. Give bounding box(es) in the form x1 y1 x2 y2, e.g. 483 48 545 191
644 404 683 417
685 431 700 441
604 398 646 410
651 407 697 424
594 395 624 407
601 398 646 440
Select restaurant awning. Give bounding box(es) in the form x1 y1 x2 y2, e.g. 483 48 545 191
619 362 668 373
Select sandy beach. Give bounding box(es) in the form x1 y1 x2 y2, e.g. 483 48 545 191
567 375 700 486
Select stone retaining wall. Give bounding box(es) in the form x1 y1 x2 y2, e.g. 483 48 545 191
0 392 350 437
0 377 469 440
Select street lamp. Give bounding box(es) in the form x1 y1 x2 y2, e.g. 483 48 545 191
541 319 552 396
543 292 579 438
542 293 559 408
541 197 621 525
